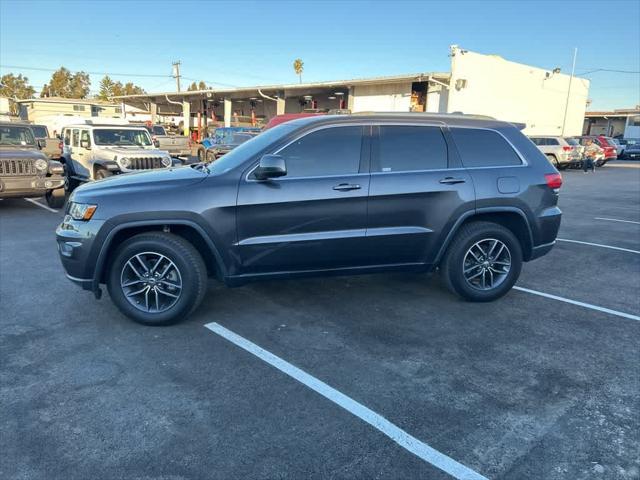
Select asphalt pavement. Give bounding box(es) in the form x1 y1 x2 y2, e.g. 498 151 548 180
1 161 639 480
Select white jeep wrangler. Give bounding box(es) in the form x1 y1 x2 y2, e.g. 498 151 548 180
61 124 173 192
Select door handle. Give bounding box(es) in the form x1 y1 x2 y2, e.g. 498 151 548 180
439 177 466 185
333 183 361 191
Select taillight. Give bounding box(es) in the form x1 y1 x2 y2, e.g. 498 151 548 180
545 173 563 190
562 146 573 151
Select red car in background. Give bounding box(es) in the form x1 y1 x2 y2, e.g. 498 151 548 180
574 135 618 166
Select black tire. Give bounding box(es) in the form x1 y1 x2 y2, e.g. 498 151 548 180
107 232 208 326
197 147 206 162
441 221 523 302
63 163 81 194
545 154 560 169
205 150 216 163
95 168 113 180
45 188 65 208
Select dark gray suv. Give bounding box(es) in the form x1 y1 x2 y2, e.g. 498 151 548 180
56 114 562 325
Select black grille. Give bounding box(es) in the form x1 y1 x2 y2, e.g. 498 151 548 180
129 157 163 170
0 159 37 176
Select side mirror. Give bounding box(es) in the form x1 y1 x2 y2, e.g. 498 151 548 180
80 139 91 149
37 139 46 149
254 154 286 180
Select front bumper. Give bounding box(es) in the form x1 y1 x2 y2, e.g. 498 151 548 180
56 217 106 293
0 175 64 198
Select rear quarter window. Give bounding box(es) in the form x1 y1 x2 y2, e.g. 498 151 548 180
451 128 522 167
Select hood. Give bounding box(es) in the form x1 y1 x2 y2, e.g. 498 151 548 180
72 165 207 202
97 146 168 155
0 147 48 159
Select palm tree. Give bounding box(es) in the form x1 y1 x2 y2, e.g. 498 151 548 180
293 59 304 84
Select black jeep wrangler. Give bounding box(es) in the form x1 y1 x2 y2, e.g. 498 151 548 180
0 123 65 208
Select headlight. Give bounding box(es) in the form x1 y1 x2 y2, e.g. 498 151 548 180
35 159 48 171
68 202 97 221
119 157 131 168
161 156 171 167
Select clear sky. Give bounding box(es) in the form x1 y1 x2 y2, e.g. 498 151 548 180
1 0 638 110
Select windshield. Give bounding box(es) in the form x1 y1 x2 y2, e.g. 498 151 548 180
93 128 152 146
208 123 296 174
564 137 579 146
31 126 49 138
0 125 36 146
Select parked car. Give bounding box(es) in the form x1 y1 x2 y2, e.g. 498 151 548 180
618 138 640 159
529 136 581 169
29 124 62 160
0 123 65 208
144 124 192 158
196 127 262 161
574 136 617 165
60 124 173 192
56 113 562 326
606 137 624 157
622 140 640 160
204 132 258 162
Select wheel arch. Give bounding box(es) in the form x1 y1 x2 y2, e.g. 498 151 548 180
93 219 226 293
435 207 534 265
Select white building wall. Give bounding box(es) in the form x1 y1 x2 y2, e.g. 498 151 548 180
447 47 590 136
625 115 640 138
351 82 412 112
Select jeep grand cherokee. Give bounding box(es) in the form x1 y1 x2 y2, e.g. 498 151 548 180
56 114 562 325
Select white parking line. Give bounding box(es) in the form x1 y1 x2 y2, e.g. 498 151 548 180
24 198 58 213
595 217 640 225
205 322 488 480
513 287 640 322
557 238 640 255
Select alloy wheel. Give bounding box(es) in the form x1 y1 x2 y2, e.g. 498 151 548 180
120 251 183 313
462 238 511 290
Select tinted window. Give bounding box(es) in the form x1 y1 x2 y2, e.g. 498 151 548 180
451 128 522 167
547 138 560 145
565 137 579 146
374 126 447 172
64 129 71 146
80 130 91 147
31 126 48 138
72 129 79 147
530 138 542 146
152 126 166 135
278 126 362 177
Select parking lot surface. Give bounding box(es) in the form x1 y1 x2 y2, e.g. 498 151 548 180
1 162 639 480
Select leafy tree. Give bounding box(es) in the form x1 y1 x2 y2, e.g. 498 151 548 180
293 58 304 83
187 81 207 91
40 67 91 98
98 75 116 100
0 73 36 99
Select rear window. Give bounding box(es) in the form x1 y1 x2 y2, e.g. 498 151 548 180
564 138 579 146
374 126 447 172
451 128 522 167
152 126 166 135
31 126 48 138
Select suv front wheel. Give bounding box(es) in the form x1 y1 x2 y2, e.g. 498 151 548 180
441 221 523 302
107 232 208 325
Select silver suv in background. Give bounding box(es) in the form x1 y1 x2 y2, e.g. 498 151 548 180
529 136 581 169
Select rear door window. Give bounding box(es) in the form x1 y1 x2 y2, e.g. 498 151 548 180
277 126 363 178
547 138 560 146
373 125 447 172
72 129 79 147
451 128 522 167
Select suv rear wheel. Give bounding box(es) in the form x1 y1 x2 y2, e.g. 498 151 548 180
441 221 522 302
107 232 208 325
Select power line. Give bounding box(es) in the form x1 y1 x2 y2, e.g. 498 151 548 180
578 68 640 75
0 64 172 78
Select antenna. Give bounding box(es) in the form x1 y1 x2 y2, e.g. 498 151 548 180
172 61 182 92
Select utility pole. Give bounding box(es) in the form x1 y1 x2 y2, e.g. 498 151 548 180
561 47 577 136
172 61 182 92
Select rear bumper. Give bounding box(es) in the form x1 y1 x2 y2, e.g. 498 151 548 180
530 240 555 260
